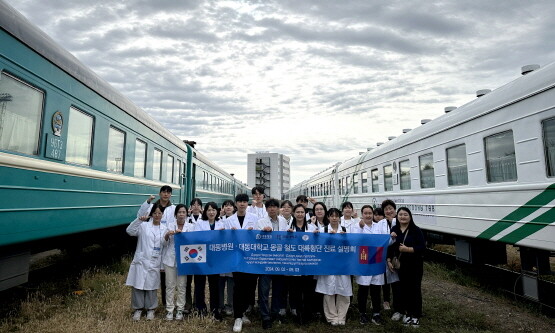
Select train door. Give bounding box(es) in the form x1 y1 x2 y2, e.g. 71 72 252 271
179 160 186 204
191 163 197 200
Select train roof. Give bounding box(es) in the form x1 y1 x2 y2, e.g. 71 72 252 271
357 61 555 165
0 1 187 152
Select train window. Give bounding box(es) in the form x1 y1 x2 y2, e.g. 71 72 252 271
338 179 342 195
447 144 468 186
371 169 379 192
66 107 93 165
419 153 435 188
542 118 555 177
353 174 359 194
0 72 44 155
346 176 351 194
175 159 180 184
361 171 368 193
107 127 125 173
400 159 411 190
166 155 174 183
384 165 393 191
153 149 162 181
134 140 146 177
484 131 517 183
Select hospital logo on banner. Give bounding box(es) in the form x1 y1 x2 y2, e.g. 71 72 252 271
358 246 383 264
180 244 207 264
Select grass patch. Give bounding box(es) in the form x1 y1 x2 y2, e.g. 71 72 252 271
1 256 552 333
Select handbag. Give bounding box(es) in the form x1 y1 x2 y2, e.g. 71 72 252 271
391 228 409 270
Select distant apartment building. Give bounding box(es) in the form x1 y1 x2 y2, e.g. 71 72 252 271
247 152 290 199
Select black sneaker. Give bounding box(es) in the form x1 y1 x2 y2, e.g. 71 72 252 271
262 319 272 329
360 313 369 324
371 314 384 325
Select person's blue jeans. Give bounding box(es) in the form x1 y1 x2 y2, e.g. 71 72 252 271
258 274 284 321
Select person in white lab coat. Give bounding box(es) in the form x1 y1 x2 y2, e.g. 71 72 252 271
286 204 317 325
340 201 360 229
230 193 260 333
315 208 352 326
126 203 168 321
136 185 176 310
162 204 189 321
256 198 289 329
352 205 390 325
247 186 268 219
194 202 226 320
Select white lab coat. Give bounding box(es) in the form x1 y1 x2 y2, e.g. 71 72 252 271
340 216 360 229
225 212 260 230
287 220 317 232
315 226 353 297
162 222 190 267
194 219 226 231
126 218 168 290
352 220 391 286
257 215 289 231
247 205 268 219
380 218 399 283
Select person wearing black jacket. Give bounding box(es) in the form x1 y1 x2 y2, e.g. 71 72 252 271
387 207 425 328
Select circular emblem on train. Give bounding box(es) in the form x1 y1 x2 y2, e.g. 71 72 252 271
188 249 198 258
52 111 63 136
302 235 309 241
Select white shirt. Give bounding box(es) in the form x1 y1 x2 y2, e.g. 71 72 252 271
340 216 360 229
194 219 226 231
247 205 269 219
257 215 289 231
225 212 260 230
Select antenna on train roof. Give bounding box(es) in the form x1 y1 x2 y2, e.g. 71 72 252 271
388 136 396 141
377 142 384 146
421 119 431 125
476 89 491 97
402 128 412 133
183 140 196 148
444 106 457 113
521 64 540 75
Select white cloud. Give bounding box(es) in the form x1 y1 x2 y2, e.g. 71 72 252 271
6 0 555 186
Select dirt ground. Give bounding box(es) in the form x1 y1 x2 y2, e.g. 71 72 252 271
422 274 555 332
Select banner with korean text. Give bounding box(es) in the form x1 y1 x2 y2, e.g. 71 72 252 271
175 230 390 276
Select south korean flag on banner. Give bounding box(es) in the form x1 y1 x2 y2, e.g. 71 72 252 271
180 244 207 264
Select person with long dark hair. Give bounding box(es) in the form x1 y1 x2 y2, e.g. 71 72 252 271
387 207 425 328
193 202 225 320
126 203 168 321
311 202 329 229
286 204 316 325
315 208 351 326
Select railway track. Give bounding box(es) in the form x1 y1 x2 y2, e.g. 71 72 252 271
425 247 555 316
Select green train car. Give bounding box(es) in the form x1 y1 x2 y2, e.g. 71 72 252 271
0 1 248 290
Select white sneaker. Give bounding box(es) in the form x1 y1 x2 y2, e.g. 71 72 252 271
175 310 183 320
241 315 251 324
165 311 173 321
132 310 142 321
279 308 287 316
402 315 412 324
291 309 297 316
146 310 155 320
233 318 243 332
391 312 403 321
383 301 391 310
408 317 420 328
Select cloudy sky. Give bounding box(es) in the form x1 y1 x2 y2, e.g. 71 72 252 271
6 0 555 186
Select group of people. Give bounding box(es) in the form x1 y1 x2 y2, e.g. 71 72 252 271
125 185 426 330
